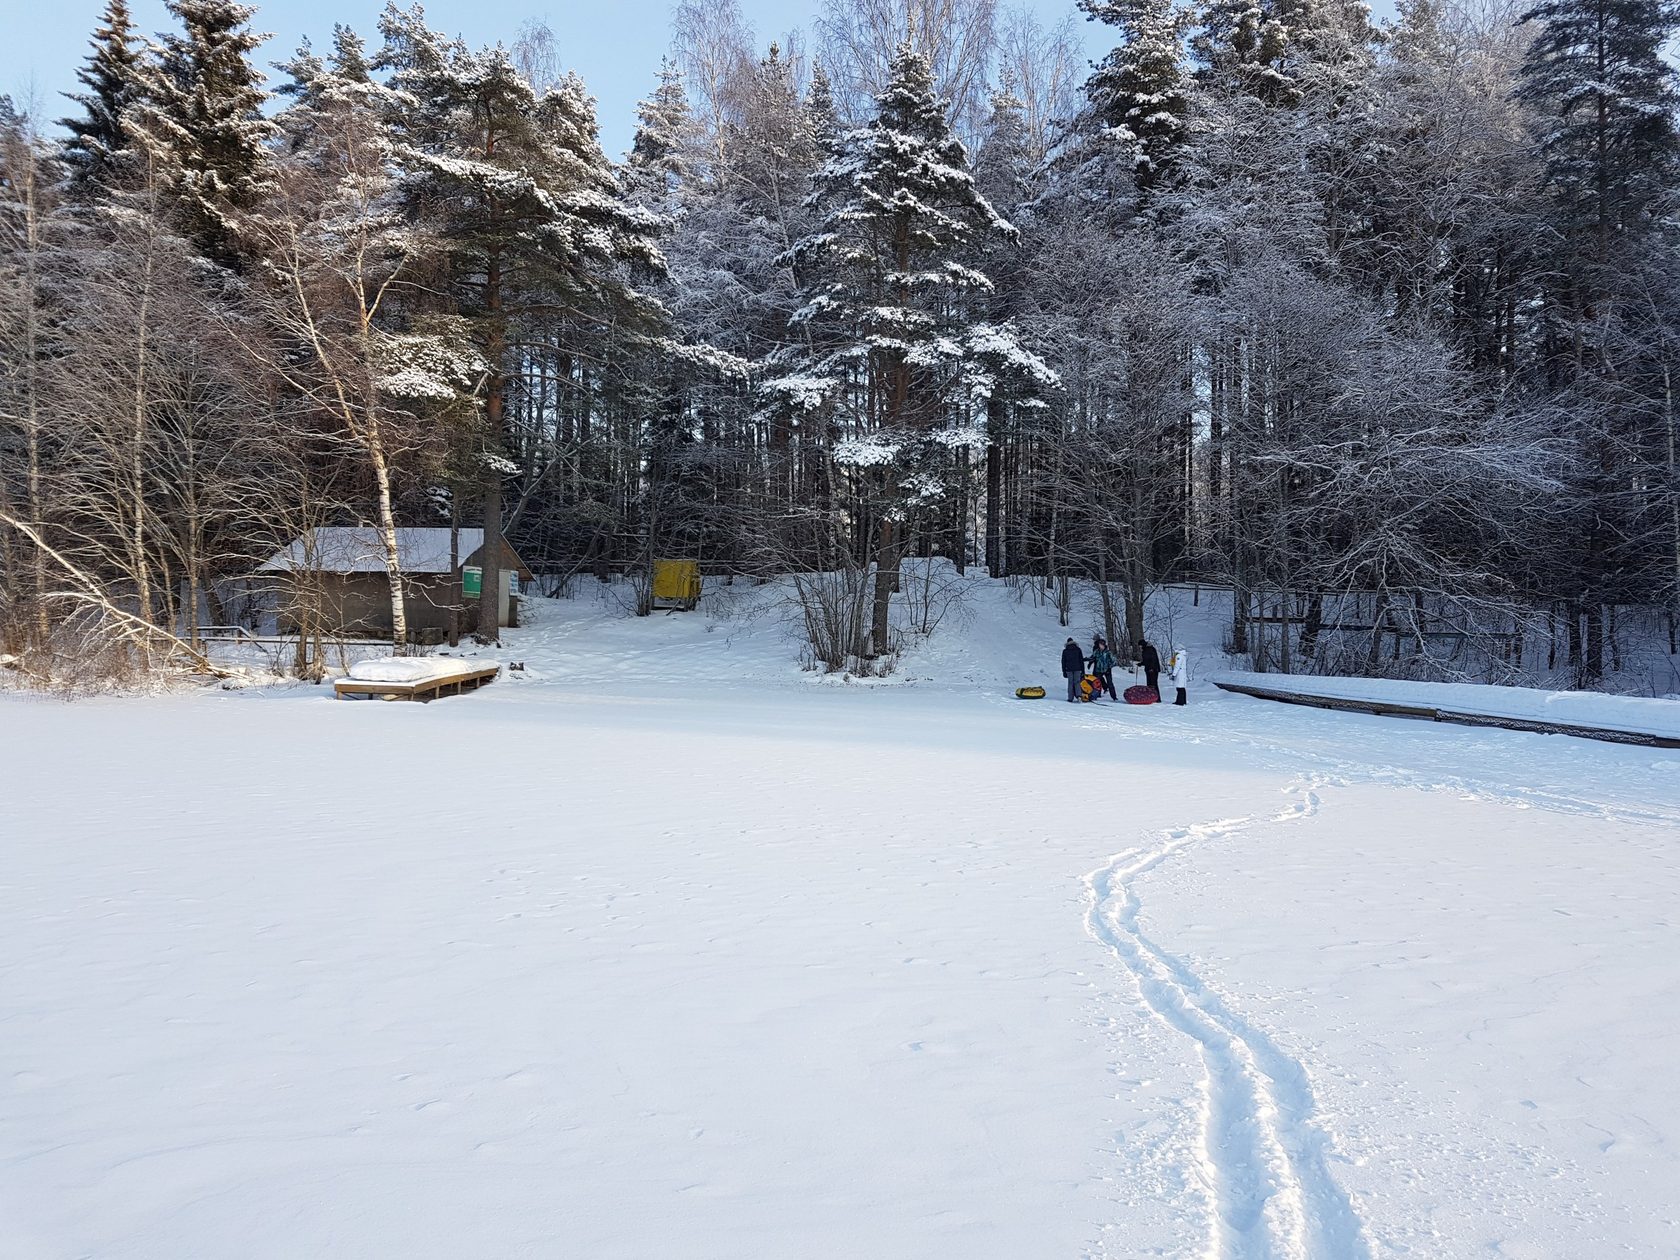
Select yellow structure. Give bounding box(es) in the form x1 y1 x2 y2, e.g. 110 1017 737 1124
651 559 702 610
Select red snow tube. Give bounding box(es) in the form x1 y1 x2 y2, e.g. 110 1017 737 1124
1123 685 1160 705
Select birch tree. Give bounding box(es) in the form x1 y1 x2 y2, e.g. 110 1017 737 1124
245 59 482 649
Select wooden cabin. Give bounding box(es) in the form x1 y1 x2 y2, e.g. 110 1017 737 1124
256 527 534 640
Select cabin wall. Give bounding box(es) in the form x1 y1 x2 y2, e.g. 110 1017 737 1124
278 575 468 638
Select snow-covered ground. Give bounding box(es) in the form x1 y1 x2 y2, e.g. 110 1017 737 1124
2 576 1677 1259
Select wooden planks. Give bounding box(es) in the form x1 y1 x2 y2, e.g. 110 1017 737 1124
333 664 501 703
1213 679 1680 749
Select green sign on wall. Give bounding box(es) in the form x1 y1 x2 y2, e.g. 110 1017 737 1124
462 566 482 598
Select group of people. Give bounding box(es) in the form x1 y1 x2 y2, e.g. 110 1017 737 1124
1060 635 1188 707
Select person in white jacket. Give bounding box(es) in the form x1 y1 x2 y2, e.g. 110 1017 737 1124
1167 645 1189 706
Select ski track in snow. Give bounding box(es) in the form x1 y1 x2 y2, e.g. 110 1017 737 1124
1086 777 1373 1260
1073 695 1677 1260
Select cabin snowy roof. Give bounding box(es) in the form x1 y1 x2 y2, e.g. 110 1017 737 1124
257 527 487 575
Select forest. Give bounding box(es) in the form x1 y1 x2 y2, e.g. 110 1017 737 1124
2 0 1678 689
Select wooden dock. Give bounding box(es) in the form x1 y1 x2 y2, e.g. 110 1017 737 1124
1213 678 1680 750
333 663 501 703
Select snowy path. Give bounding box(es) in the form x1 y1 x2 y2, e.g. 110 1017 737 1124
1057 677 1679 1258
1085 780 1372 1260
1067 680 1680 1259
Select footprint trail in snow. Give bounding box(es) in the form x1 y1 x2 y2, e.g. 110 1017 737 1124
1085 779 1372 1260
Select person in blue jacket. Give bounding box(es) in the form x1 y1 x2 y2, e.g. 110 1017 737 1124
1089 637 1117 701
1060 638 1085 702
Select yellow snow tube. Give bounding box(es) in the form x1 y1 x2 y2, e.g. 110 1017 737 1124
1015 686 1046 699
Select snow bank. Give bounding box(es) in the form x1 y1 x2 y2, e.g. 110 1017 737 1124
346 656 487 685
1214 670 1680 739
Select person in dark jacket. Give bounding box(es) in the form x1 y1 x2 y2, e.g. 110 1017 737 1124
1089 637 1117 701
1061 637 1085 702
1135 639 1162 696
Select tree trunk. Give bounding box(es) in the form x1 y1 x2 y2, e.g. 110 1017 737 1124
953 446 968 575
448 498 461 647
1585 602 1604 683
478 250 505 641
985 396 1003 576
1667 363 1678 647
1367 591 1388 674
1299 593 1323 663
1278 592 1293 675
368 425 408 651
1096 545 1117 649
870 515 896 657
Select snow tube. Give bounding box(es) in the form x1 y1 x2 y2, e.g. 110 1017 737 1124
1079 675 1104 702
1123 685 1160 705
1015 686 1046 700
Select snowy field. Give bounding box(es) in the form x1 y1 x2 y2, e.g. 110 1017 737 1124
3 579 1678 1259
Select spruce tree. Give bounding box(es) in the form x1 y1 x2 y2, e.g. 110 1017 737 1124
59 0 144 195
625 58 692 206
804 62 841 158
129 0 276 267
1080 0 1192 194
972 88 1035 221
780 41 1029 650
1517 0 1680 275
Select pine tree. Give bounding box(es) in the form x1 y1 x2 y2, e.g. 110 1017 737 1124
1080 0 1192 194
378 3 666 636
275 29 371 123
780 41 1030 650
59 0 144 195
329 24 372 84
273 38 324 102
1193 0 1293 101
129 0 276 268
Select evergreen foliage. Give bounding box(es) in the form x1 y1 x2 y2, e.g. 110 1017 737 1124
1079 0 1192 192
59 0 144 194
128 0 277 267
1517 0 1680 263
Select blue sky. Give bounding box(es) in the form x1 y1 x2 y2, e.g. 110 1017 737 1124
6 1 1111 155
